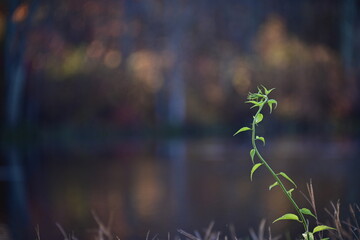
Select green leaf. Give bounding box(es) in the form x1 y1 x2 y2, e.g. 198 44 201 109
246 100 262 109
256 136 265 145
246 100 260 105
261 85 268 93
320 238 330 240
265 88 275 95
233 127 251 136
267 99 277 113
250 163 263 181
261 85 275 95
268 101 273 113
269 182 279 190
253 93 264 99
268 99 277 109
273 213 300 223
255 113 263 124
312 225 336 234
300 208 317 219
250 149 255 164
287 188 294 196
248 93 261 100
277 172 297 188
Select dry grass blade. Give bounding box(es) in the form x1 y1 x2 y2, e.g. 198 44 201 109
341 203 360 240
228 224 238 240
216 232 221 240
194 230 201 239
56 223 70 240
70 232 78 240
302 180 325 239
35 225 41 240
325 201 343 240
268 227 271 240
249 228 257 240
300 180 318 220
204 221 215 240
178 229 201 240
151 233 159 240
350 204 360 235
307 180 318 218
249 219 266 240
258 219 265 240
92 210 114 240
267 226 281 240
341 220 360 240
324 200 357 240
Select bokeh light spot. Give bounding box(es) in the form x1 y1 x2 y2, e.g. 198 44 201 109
12 4 29 23
104 50 122 69
86 40 105 59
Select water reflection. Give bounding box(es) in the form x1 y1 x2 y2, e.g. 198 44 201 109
5 146 29 240
1 136 359 239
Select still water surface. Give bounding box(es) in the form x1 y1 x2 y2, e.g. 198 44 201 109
2 135 359 239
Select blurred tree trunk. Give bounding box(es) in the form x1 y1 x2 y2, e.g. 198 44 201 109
157 0 192 127
341 0 360 205
121 0 135 60
4 0 37 238
340 0 359 117
341 0 356 73
5 0 36 127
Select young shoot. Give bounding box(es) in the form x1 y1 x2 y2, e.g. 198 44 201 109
234 86 336 240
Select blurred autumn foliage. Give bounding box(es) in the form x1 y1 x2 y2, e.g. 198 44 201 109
1 0 360 133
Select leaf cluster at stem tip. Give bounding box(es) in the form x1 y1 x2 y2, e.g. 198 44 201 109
233 86 277 136
246 85 277 112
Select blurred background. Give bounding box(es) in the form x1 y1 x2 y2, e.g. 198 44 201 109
0 0 360 239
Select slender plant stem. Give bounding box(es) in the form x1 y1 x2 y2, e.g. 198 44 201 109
251 97 308 234
240 87 334 239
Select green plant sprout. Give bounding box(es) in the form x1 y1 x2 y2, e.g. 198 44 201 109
234 86 335 240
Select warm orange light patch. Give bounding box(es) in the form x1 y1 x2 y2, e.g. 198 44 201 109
0 12 5 40
12 4 29 23
127 50 164 92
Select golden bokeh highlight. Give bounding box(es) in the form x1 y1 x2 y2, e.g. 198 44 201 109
256 15 289 69
132 162 164 219
231 59 251 95
127 50 164 92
